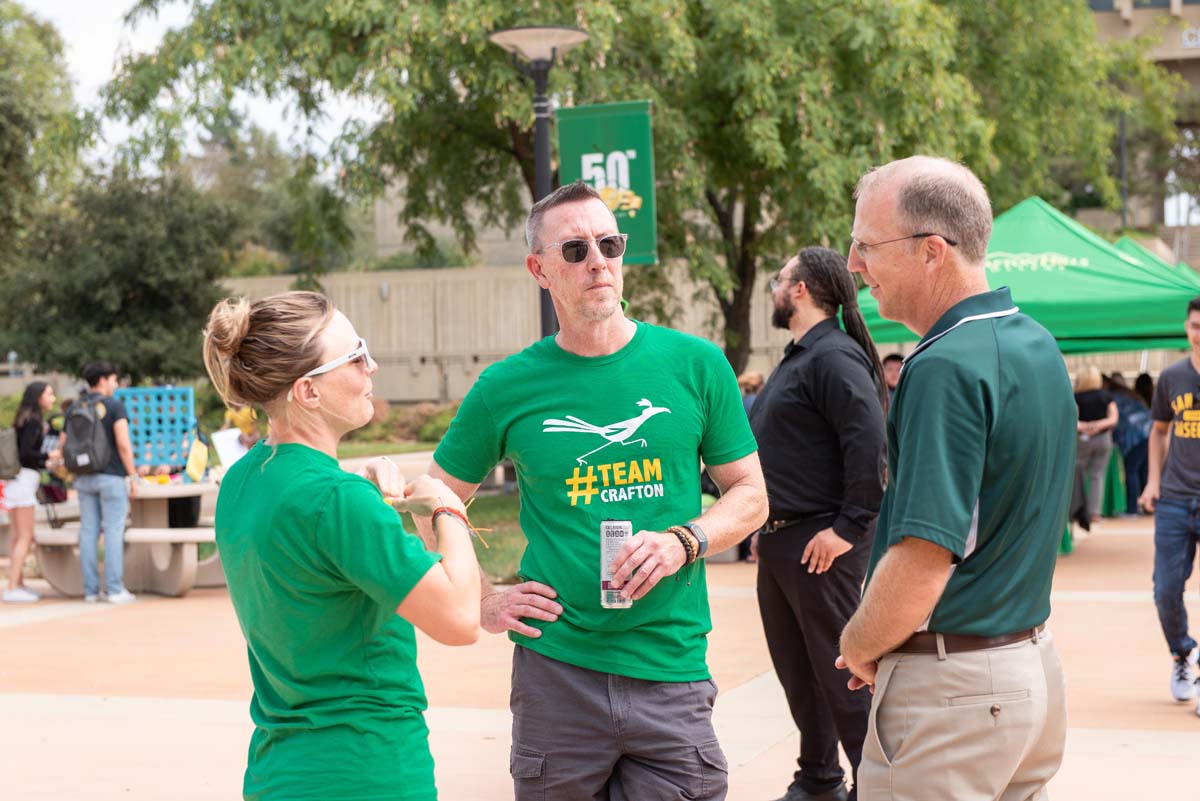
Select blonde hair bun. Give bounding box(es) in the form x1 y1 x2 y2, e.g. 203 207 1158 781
205 298 252 359
202 291 334 409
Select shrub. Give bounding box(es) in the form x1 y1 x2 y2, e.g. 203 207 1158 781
193 381 231 435
229 243 288 276
0 393 20 426
417 404 458 442
340 401 458 444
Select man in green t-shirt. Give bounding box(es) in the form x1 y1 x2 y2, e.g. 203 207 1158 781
427 181 767 801
836 157 1075 801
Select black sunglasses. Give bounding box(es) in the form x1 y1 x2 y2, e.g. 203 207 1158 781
540 234 629 263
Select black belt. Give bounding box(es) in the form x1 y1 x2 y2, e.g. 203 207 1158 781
759 518 798 534
893 625 1046 655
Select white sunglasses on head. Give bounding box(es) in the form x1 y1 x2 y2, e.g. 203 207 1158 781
287 339 371 402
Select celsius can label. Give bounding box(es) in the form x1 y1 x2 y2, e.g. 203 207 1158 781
600 519 633 609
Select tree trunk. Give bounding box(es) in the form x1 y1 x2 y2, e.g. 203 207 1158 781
708 190 761 375
719 289 754 375
506 123 559 203
506 122 536 200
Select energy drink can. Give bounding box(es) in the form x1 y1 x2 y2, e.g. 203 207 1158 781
600 519 633 609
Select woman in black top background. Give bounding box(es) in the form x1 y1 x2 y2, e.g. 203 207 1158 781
4 381 60 603
1073 365 1119 527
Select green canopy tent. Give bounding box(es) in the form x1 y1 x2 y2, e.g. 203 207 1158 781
1112 235 1200 290
858 197 1197 545
858 196 1200 353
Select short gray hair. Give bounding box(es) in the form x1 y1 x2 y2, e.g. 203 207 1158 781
525 181 604 252
855 156 992 264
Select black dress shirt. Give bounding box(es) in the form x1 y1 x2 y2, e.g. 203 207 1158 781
749 317 886 548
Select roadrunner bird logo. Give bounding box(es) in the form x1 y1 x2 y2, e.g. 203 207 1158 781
543 399 671 465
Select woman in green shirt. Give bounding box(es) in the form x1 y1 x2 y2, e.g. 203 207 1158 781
202 291 481 801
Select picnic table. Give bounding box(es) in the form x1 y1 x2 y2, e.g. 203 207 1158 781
34 480 223 597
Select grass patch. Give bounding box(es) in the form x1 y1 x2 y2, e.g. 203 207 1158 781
398 492 525 584
464 493 525 584
336 440 438 459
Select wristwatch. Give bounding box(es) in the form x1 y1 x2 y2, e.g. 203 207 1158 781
683 522 709 559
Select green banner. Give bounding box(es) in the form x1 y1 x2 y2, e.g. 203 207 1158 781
557 100 657 265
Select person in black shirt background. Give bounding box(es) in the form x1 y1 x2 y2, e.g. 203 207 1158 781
749 247 886 801
1072 364 1118 528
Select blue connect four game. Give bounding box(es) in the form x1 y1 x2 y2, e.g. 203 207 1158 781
114 386 196 471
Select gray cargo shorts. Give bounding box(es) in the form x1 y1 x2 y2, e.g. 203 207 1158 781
509 645 729 801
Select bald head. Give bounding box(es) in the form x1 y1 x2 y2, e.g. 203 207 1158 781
854 156 992 264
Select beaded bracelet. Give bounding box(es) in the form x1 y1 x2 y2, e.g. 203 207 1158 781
666 526 696 586
669 525 696 565
676 525 696 563
676 525 701 564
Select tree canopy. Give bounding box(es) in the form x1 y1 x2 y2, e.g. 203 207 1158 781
0 170 233 383
0 1 82 253
175 121 359 278
105 0 1179 370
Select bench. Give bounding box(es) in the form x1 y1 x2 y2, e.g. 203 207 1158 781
0 501 81 557
34 522 221 598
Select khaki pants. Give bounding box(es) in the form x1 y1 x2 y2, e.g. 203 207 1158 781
859 630 1066 801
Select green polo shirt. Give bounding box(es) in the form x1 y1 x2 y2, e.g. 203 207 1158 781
865 287 1075 636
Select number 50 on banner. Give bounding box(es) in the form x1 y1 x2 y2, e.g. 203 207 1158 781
558 100 657 265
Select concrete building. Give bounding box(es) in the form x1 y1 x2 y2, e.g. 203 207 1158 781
1091 1 1200 262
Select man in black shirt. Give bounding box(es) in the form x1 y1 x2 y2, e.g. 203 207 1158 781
749 247 887 801
72 360 140 604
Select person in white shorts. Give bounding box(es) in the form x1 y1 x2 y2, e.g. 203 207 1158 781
5 381 61 603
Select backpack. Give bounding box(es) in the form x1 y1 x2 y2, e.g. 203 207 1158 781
0 427 19 480
63 395 113 475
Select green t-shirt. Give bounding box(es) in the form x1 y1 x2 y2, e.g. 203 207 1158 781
434 321 757 681
216 442 440 801
865 288 1076 636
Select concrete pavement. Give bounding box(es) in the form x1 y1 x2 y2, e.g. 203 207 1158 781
0 514 1194 799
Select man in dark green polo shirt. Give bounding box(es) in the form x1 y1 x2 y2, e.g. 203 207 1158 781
836 156 1075 801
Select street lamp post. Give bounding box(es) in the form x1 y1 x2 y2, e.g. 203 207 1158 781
488 25 590 339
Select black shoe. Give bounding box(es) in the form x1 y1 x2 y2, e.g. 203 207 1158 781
772 781 849 801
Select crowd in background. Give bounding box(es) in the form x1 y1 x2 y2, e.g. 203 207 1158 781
741 361 1158 537
0 359 1167 607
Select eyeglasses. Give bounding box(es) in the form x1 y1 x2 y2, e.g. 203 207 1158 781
850 232 958 258
768 276 792 292
538 234 628 263
302 338 372 377
287 339 372 402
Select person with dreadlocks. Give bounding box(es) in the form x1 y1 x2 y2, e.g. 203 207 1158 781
749 246 887 801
